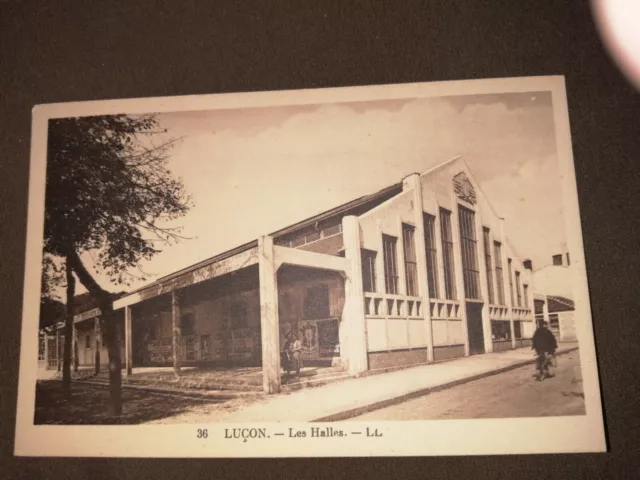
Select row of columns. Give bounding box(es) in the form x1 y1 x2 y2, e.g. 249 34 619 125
42 311 139 375
403 173 472 357
45 316 103 371
116 233 364 394
405 174 435 362
122 289 180 378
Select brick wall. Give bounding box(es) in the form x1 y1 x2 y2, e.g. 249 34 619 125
492 340 513 352
367 348 428 370
433 344 465 361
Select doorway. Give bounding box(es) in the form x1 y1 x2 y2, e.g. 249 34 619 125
466 302 485 355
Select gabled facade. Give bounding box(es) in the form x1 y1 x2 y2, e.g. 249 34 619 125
357 156 535 369
53 156 537 392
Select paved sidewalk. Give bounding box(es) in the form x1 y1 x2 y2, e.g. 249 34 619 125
207 342 579 423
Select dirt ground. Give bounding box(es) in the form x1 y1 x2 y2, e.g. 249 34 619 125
33 381 263 425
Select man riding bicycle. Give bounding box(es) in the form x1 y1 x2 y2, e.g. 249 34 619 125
532 321 558 381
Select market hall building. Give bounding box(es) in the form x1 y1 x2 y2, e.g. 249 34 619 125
61 156 537 393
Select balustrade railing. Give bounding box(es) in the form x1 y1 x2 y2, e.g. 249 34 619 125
429 298 462 320
364 293 423 319
489 304 510 321
512 307 533 321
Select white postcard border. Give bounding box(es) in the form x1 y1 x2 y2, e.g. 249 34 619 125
15 75 607 457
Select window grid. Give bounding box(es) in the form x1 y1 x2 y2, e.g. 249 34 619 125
361 250 377 293
515 271 522 307
382 235 399 294
440 209 456 300
508 258 514 306
458 205 481 300
402 224 418 296
493 242 506 305
483 228 495 304
423 213 439 298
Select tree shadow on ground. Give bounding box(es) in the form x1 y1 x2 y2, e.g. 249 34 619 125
34 380 234 425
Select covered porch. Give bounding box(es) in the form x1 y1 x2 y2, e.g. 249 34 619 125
39 308 125 372
113 218 366 394
127 264 346 370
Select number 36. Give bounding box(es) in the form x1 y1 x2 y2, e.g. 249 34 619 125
197 429 208 439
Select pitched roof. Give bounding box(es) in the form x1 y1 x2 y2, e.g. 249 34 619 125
129 179 404 295
547 295 575 312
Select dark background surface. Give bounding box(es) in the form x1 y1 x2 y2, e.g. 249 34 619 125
1 0 639 478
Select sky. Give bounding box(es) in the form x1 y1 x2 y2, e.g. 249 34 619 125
67 90 567 297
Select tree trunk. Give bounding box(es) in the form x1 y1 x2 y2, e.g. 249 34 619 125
95 317 101 375
171 289 182 378
73 327 79 373
100 314 122 415
67 250 122 415
62 257 75 399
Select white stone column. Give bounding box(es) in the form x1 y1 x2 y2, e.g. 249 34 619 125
342 215 368 375
451 203 470 356
475 212 493 354
403 173 434 362
258 235 281 394
374 220 386 296
125 305 133 376
433 208 446 304
338 275 350 370
542 295 551 329
488 228 501 346
499 220 517 349
373 219 387 354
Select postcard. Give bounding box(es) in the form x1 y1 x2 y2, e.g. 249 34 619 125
15 76 606 457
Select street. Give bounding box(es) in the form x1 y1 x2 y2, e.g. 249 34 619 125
348 351 585 420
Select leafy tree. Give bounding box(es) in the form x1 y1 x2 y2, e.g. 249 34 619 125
39 254 65 332
44 114 192 413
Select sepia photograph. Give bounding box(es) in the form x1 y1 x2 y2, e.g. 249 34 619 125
15 76 606 457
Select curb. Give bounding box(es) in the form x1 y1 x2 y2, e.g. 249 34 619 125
311 347 579 422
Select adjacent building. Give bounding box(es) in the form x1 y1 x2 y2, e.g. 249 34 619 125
532 252 577 341
44 156 538 393
40 296 125 372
